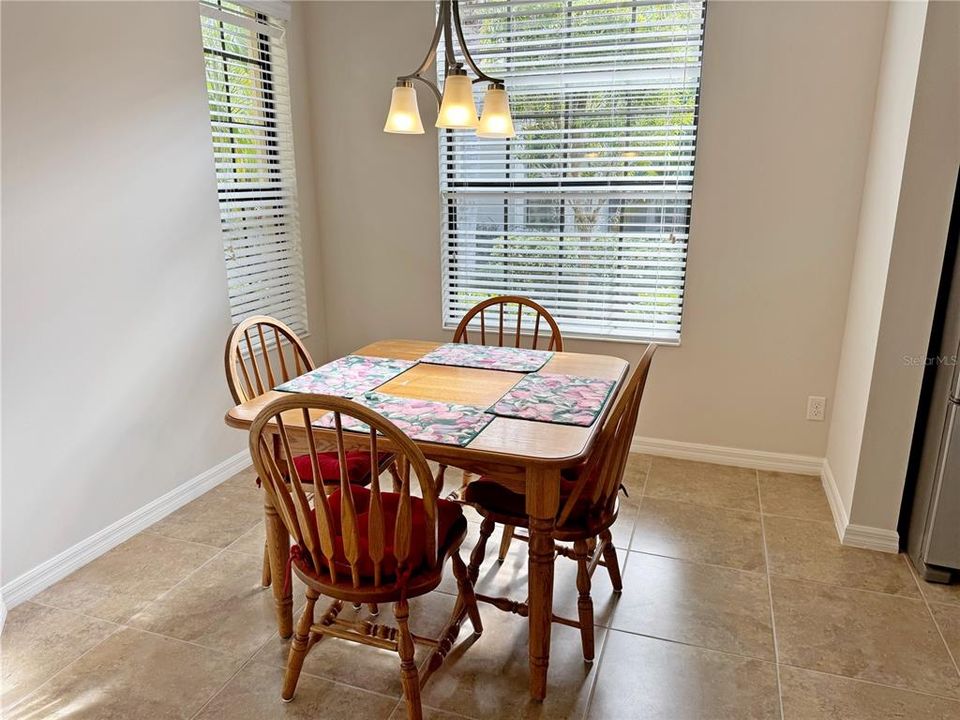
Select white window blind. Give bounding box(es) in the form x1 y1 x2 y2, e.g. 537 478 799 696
439 0 705 342
200 1 307 335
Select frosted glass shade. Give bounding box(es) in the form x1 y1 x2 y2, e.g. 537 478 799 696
383 85 424 134
477 86 515 139
436 74 479 129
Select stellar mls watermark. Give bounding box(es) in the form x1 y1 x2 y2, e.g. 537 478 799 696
903 354 959 367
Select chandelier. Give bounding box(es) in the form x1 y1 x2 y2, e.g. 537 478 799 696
383 0 515 139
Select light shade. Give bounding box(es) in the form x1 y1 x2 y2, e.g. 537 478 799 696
436 74 479 129
383 85 424 134
477 85 515 139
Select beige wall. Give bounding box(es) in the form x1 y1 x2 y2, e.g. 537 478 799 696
828 0 960 533
0 1 323 587
302 0 888 457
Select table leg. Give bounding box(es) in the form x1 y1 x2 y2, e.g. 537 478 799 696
264 492 293 638
526 466 561 701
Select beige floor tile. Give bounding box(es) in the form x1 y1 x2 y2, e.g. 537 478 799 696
421 608 603 720
253 592 464 698
586 630 780 720
758 471 832 521
388 704 477 720
7 627 243 720
148 480 264 548
194 660 398 720
1 602 117 710
917 577 960 607
33 533 219 623
644 457 759 512
609 552 774 659
771 576 960 698
764 516 920 597
226 521 268 558
443 521 626 629
630 497 766 572
931 602 960 663
621 452 652 497
127 551 289 658
779 665 960 719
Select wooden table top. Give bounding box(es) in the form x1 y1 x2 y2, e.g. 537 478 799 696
225 339 629 468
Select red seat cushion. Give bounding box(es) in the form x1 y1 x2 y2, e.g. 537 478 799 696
321 487 464 579
291 451 387 486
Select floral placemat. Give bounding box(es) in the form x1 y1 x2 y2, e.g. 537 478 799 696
419 342 553 373
313 392 494 447
489 373 616 427
274 355 416 397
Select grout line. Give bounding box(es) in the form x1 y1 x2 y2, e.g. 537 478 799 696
757 469 786 720
580 618 614 720
776 660 960 704
766 570 928 602
622 548 768 577
1 622 125 715
903 554 960 681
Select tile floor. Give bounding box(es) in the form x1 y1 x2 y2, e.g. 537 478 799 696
3 456 960 719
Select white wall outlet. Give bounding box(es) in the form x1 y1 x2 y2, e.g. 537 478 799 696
806 396 827 421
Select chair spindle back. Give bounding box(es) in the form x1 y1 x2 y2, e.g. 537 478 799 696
452 296 563 351
557 344 657 528
225 315 315 403
248 394 439 589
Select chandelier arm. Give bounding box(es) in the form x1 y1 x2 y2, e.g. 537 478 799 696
401 0 446 80
451 0 503 85
443 0 457 73
397 74 443 107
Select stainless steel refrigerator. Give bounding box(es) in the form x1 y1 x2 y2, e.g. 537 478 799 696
907 171 960 583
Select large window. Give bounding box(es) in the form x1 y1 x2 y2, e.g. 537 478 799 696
440 0 705 342
200 1 307 334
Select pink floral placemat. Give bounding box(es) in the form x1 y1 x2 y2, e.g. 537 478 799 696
313 392 494 447
274 355 416 397
419 342 553 373
489 373 617 427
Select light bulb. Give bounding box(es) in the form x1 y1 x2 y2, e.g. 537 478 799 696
384 84 424 134
477 85 515 139
436 73 479 130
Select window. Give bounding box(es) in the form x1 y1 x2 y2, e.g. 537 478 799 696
440 0 705 342
200 1 307 334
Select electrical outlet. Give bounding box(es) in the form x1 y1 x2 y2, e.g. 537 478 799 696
806 396 826 421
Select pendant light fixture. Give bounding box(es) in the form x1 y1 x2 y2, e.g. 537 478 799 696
384 0 514 139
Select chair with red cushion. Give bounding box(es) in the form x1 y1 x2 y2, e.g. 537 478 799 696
440 295 565 559
225 315 397 587
248 393 482 720
463 344 656 663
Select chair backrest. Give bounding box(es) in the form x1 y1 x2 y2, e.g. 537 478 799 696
557 343 657 528
452 295 563 351
248 393 439 589
225 315 315 403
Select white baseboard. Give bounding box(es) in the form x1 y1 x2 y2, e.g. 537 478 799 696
1 450 251 610
821 458 900 554
630 436 823 474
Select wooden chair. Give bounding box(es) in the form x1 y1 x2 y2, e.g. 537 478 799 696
248 393 483 720
452 295 564 352
445 296 564 559
462 344 656 662
225 315 396 588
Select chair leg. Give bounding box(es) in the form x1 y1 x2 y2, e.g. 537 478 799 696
394 599 423 720
599 529 623 593
573 539 595 663
435 464 447 496
282 587 319 701
497 525 515 563
261 543 272 588
451 551 483 635
468 517 496 585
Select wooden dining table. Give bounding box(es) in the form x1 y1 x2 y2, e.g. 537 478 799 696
224 338 628 700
